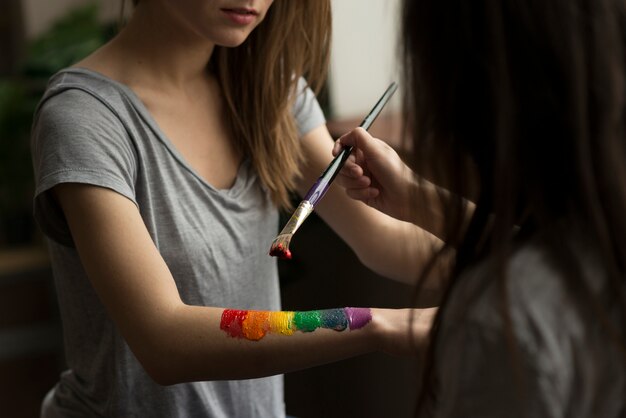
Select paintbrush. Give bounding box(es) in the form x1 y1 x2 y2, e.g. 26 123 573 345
269 82 398 259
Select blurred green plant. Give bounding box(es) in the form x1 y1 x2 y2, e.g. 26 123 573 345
0 3 115 246
22 4 115 77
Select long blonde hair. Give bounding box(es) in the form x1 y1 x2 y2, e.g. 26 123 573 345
120 1 332 209
213 1 331 209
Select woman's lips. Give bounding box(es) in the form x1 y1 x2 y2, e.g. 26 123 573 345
221 8 258 25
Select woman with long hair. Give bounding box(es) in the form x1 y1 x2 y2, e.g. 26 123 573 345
31 1 440 417
335 0 626 415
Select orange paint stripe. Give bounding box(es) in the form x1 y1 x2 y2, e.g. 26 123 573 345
241 310 270 341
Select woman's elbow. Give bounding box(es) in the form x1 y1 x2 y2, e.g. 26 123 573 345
132 344 184 386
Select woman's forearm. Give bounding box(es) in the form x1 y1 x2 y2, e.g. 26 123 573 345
53 184 428 386
141 305 387 385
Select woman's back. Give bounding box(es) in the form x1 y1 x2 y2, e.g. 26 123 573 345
400 1 626 414
433 234 626 417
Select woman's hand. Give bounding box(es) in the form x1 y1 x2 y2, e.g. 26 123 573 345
332 128 416 223
299 124 445 285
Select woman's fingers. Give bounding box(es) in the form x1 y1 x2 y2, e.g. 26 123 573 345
332 138 343 156
332 129 388 205
333 170 379 203
355 148 367 169
344 155 362 176
334 154 363 179
333 127 376 156
335 170 370 189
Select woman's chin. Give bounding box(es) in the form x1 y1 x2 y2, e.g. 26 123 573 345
213 31 253 49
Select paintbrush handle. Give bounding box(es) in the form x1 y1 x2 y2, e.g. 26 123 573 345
303 82 398 206
358 81 398 131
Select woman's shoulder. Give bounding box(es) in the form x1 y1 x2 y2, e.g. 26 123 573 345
438 236 612 362
439 235 616 371
32 67 140 166
435 237 625 416
291 77 326 137
37 67 135 119
33 67 147 142
446 237 603 323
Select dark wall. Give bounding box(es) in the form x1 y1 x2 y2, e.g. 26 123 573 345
280 212 420 418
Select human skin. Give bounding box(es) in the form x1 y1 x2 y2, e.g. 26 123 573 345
332 127 475 242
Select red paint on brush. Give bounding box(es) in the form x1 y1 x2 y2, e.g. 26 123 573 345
269 243 292 259
220 309 248 338
269 247 292 259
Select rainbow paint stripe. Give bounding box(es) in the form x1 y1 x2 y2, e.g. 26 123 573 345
220 308 372 341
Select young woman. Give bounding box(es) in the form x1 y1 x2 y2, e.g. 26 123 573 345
31 1 440 417
335 0 626 416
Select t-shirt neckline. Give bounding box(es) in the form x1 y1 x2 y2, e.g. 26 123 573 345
60 67 250 197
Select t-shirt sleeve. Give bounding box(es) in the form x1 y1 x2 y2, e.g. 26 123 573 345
31 88 138 247
292 77 326 137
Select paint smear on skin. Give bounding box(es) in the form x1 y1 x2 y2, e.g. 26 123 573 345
320 309 348 331
220 309 248 338
293 310 322 332
344 307 373 330
220 307 372 341
242 311 270 341
268 311 295 335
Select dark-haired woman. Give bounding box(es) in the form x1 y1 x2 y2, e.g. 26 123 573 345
335 0 626 416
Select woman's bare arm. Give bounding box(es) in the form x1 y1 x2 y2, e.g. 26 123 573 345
297 125 448 287
54 183 435 385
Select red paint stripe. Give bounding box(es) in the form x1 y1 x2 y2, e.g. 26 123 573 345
220 309 248 338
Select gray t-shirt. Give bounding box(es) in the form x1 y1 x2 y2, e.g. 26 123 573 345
433 241 626 417
31 68 325 418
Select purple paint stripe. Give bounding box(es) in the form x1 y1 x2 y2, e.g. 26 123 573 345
344 307 372 330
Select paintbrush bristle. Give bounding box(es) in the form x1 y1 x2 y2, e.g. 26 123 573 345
269 234 293 260
268 200 314 260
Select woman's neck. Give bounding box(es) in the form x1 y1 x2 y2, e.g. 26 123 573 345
77 2 216 94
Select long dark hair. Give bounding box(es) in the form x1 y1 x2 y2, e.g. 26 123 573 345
401 0 626 413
